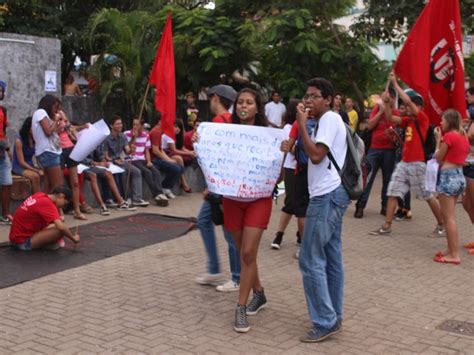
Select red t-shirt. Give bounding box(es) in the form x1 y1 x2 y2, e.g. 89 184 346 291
400 110 430 163
442 131 470 165
149 127 163 160
0 106 8 140
184 130 194 150
370 106 398 150
289 121 298 140
9 193 60 244
212 112 232 123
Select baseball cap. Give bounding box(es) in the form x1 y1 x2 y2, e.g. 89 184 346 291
208 85 237 102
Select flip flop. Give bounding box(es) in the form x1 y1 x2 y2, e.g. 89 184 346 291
435 251 445 257
463 242 474 249
433 255 460 265
80 205 94 214
468 249 474 255
74 213 88 221
182 186 192 193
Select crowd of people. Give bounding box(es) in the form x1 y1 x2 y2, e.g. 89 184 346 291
1 73 473 343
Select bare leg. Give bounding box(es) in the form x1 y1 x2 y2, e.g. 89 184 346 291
438 194 460 261
462 179 474 224
45 166 64 192
87 173 105 207
68 166 86 219
277 211 292 233
427 196 444 226
382 196 398 229
297 217 305 240
31 226 63 249
105 171 125 204
23 170 41 193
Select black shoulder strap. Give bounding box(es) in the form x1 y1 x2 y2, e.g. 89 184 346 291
327 151 341 173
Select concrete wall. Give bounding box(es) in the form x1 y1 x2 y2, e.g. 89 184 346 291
0 32 61 146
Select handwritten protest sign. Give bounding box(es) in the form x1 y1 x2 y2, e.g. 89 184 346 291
195 123 285 198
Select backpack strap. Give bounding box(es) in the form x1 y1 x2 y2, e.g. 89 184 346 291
412 118 427 160
327 151 341 173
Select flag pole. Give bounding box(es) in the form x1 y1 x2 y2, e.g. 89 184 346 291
138 83 150 121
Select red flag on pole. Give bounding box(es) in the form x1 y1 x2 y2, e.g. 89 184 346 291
149 13 176 138
394 0 466 125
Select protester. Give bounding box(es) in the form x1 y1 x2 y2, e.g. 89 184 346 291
178 92 200 131
369 72 444 237
265 90 286 127
354 88 397 218
32 95 64 192
344 96 359 130
12 117 42 193
462 112 474 254
194 84 241 293
271 99 299 249
104 115 149 207
333 93 350 125
161 119 195 193
0 81 12 224
9 186 80 250
292 78 349 343
125 118 169 206
432 109 469 265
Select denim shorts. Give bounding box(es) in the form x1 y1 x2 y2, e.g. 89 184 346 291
11 237 33 251
37 151 61 169
0 155 12 185
437 168 466 196
464 164 474 180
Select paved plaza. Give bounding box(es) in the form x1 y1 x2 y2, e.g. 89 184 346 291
0 178 473 354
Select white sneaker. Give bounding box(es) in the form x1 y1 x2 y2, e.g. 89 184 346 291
195 273 225 286
154 194 169 207
427 225 446 238
216 280 240 292
163 188 176 199
294 247 300 259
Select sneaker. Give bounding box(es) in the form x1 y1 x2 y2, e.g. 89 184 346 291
155 194 169 207
105 199 118 208
246 289 267 315
369 225 392 235
295 247 300 259
216 280 240 292
234 305 250 333
271 232 283 250
99 205 111 216
132 199 149 207
395 209 413 221
354 207 364 219
300 320 342 343
117 201 137 211
427 225 446 238
163 188 176 199
195 273 225 286
0 215 12 225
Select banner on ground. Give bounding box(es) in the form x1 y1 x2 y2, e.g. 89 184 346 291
195 123 285 198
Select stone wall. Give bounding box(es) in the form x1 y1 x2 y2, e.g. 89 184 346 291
0 32 61 146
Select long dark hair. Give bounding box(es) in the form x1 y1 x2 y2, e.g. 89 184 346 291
231 88 268 127
283 99 300 126
175 119 185 149
38 94 60 118
19 117 33 145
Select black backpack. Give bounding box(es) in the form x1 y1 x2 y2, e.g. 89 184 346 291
413 119 436 162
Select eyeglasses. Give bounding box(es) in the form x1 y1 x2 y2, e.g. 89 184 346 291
303 93 323 100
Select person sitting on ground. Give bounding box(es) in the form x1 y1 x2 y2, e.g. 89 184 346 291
125 118 169 206
433 109 470 265
11 117 43 193
63 74 83 96
162 119 195 193
9 186 80 250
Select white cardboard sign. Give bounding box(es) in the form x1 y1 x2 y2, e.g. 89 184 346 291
194 122 285 198
70 119 110 162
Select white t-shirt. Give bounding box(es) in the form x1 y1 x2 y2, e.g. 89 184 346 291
282 124 296 169
161 134 175 150
32 109 62 156
307 111 347 198
265 101 286 127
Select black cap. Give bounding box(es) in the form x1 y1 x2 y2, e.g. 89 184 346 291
208 85 237 102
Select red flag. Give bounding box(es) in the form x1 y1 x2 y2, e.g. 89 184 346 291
394 0 466 125
149 14 176 139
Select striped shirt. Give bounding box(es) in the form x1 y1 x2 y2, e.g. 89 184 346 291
124 130 151 161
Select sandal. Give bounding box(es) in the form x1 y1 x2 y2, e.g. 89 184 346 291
463 241 474 249
433 255 460 265
182 186 192 193
80 205 94 214
74 213 88 221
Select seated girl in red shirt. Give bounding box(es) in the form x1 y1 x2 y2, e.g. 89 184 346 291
433 109 470 265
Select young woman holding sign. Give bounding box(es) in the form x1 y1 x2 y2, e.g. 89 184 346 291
221 88 273 333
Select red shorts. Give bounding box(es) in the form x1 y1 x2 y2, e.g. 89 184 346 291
223 197 273 232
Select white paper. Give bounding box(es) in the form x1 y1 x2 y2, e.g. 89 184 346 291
70 119 110 162
77 163 89 174
194 122 285 198
425 158 439 192
77 162 124 175
45 70 57 92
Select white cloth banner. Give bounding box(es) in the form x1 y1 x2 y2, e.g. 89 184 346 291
425 158 439 192
70 119 110 162
194 122 285 198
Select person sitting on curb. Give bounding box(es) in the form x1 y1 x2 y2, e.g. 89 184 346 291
9 186 80 250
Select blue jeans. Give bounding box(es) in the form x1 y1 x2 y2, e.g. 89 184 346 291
356 148 396 209
197 196 240 283
152 159 183 189
299 185 350 329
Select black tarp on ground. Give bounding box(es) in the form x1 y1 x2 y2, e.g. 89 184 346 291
0 213 195 289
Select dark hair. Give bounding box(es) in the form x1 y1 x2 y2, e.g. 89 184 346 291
306 78 334 106
109 115 122 126
175 119 185 149
65 74 74 85
213 95 233 110
271 91 280 96
467 87 474 96
38 94 61 118
283 99 300 126
133 118 146 126
52 186 72 201
19 117 33 143
411 95 424 107
231 88 268 126
152 111 162 126
388 87 396 98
